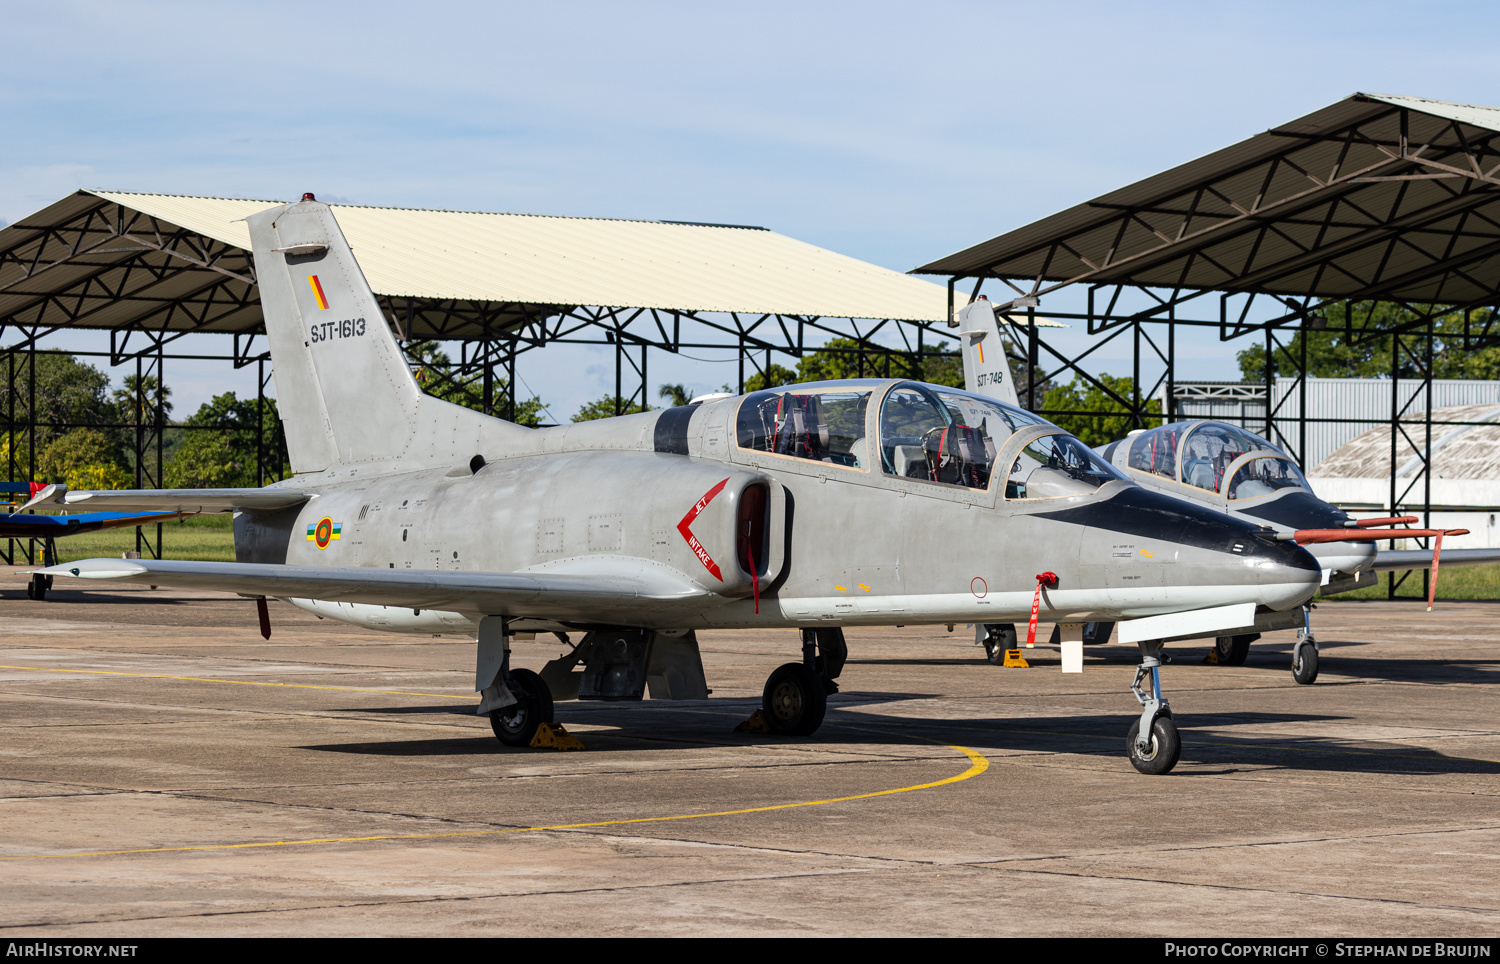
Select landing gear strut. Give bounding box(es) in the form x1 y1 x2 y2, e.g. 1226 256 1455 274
760 628 844 736
979 624 1016 665
1289 606 1319 685
26 539 56 601
1127 640 1180 775
475 616 556 747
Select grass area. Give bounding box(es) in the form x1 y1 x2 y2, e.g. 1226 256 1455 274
1322 561 1500 602
43 513 238 563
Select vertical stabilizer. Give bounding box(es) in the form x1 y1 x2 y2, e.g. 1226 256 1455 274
958 299 1020 406
247 197 528 474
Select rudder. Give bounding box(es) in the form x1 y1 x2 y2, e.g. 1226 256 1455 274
957 298 1020 406
247 197 527 474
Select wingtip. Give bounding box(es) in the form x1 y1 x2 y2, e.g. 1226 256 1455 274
17 483 67 512
34 558 148 579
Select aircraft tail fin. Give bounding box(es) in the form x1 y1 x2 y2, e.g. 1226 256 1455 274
246 197 528 475
957 299 1020 406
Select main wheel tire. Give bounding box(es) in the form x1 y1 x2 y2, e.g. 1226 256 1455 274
981 624 1016 665
488 668 555 747
1291 644 1319 685
1214 634 1253 666
27 574 46 601
1126 716 1181 775
762 662 827 736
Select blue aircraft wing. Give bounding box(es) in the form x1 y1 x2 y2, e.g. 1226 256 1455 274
0 510 190 540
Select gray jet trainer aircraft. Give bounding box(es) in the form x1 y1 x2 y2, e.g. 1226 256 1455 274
27 196 1328 775
956 297 1493 670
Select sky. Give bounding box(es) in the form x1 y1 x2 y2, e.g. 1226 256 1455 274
4 0 1500 418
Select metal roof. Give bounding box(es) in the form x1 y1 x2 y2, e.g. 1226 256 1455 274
0 190 960 340
915 93 1500 306
1312 403 1500 479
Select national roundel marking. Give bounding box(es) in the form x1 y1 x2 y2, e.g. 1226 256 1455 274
970 576 987 598
314 517 334 549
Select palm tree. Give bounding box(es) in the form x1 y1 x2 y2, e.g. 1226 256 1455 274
659 383 692 408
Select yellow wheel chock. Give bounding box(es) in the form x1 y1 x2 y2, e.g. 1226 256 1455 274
735 709 771 733
530 721 584 750
1002 649 1029 668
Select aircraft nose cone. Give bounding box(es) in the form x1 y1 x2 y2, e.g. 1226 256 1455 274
1244 537 1322 609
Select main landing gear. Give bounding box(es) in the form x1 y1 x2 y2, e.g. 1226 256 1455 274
475 618 557 747
489 667 555 747
1127 640 1181 775
1203 605 1320 684
760 628 845 736
25 538 57 601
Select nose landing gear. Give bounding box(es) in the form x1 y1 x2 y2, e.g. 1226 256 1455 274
757 628 845 736
1127 640 1180 775
1291 607 1319 685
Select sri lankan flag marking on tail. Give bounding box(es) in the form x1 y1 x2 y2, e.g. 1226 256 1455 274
308 275 330 310
975 338 985 365
307 517 341 549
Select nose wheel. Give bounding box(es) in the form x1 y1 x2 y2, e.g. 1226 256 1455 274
1127 640 1180 774
1291 635 1319 685
1290 607 1319 685
1126 715 1180 775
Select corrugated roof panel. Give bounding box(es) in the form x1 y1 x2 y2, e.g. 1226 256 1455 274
88 191 955 322
914 93 1500 304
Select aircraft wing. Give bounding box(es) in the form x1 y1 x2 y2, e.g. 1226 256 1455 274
21 484 311 514
1372 547 1500 571
0 510 192 540
34 558 714 623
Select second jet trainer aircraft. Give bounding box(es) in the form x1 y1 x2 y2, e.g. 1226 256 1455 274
956 297 1493 671
28 196 1328 775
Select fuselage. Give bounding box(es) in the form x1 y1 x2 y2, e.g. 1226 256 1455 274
239 382 1322 634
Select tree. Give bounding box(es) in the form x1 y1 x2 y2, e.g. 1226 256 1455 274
1041 373 1161 447
659 384 693 407
745 364 796 393
406 340 547 426
793 338 891 382
112 373 173 425
165 392 288 488
1237 302 1500 382
0 353 118 455
36 428 131 489
571 396 650 421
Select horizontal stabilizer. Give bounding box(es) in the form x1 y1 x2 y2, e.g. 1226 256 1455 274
21 484 310 514
0 510 191 540
36 558 711 624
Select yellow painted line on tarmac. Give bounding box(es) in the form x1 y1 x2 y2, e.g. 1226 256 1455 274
0 664 476 702
0 744 989 862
